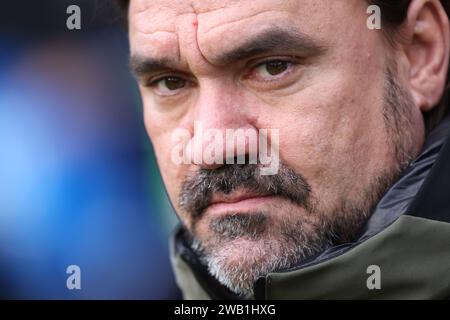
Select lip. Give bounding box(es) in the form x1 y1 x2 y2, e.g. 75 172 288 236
205 192 276 216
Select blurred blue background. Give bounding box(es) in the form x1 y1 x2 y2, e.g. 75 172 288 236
0 0 180 299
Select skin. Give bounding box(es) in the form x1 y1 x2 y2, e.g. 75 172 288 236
127 0 449 294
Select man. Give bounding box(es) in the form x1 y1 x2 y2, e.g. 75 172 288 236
119 0 450 299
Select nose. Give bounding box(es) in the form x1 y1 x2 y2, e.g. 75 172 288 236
185 82 259 170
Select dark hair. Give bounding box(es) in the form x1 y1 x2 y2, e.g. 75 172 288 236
116 0 129 22
117 0 450 130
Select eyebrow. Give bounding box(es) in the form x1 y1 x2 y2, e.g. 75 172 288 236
214 27 326 65
129 56 176 79
129 27 326 78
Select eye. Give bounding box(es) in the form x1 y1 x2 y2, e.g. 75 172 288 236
151 76 187 95
252 60 293 80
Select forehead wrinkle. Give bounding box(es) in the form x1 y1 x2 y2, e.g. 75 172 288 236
197 9 310 65
193 10 272 67
131 30 181 65
133 29 176 37
174 12 219 73
132 10 177 34
199 9 277 37
132 0 193 15
131 2 210 69
130 1 255 70
130 0 198 35
190 0 240 14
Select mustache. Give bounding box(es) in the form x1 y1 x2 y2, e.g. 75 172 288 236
179 163 312 220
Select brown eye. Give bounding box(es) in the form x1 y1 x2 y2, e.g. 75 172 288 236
264 61 289 75
252 60 293 81
152 76 187 96
163 77 186 90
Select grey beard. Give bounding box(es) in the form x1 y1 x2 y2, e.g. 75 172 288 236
191 212 335 297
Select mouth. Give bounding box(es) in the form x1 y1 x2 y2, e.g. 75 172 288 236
205 190 277 216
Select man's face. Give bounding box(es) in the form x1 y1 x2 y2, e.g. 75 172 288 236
129 0 424 296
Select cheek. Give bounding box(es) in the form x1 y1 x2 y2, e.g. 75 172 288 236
257 72 390 198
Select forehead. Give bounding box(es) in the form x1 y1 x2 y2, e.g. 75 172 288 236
128 0 363 64
129 0 317 29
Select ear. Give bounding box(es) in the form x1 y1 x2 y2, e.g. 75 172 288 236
402 0 449 112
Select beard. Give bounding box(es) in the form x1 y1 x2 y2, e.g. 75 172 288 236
178 63 418 298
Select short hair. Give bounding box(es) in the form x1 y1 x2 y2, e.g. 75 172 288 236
117 0 450 131
116 0 129 23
